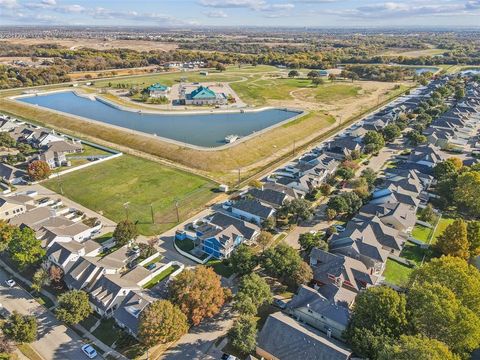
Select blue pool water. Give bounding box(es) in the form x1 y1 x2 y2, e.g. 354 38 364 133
19 91 300 148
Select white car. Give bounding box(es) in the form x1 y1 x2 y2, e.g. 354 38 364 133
81 344 97 359
5 279 16 288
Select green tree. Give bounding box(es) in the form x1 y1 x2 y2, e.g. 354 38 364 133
0 221 15 252
336 167 355 181
3 312 37 343
215 63 226 72
407 282 480 355
0 132 15 148
31 267 50 293
345 286 408 358
236 273 272 310
233 294 257 316
113 219 138 246
281 199 313 223
256 231 273 252
138 300 188 347
467 221 480 257
288 70 299 78
311 77 324 86
361 168 377 190
298 232 327 254
55 290 92 325
27 160 51 181
169 266 230 325
228 315 257 354
379 335 459 360
418 204 437 224
409 256 480 314
292 260 313 286
8 227 45 269
307 70 319 79
435 219 470 259
262 242 301 281
433 160 458 180
382 124 401 142
230 244 258 276
363 131 385 153
454 171 480 215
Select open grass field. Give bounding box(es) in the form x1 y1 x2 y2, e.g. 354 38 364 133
380 47 446 57
43 155 219 235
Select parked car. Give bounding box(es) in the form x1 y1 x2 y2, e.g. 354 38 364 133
334 224 346 233
221 354 237 360
81 344 97 359
5 279 16 288
146 263 156 271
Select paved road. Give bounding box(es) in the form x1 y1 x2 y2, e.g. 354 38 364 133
0 268 101 360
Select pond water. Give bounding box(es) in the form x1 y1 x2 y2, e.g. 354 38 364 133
18 91 301 148
414 67 439 75
461 69 480 75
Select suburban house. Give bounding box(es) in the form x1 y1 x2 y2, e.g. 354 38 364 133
147 83 170 98
46 240 101 272
309 248 379 307
286 285 350 340
113 290 154 338
37 140 84 169
63 256 105 291
230 199 276 225
197 223 245 259
244 187 292 209
0 195 27 220
182 85 228 106
0 163 26 185
358 202 417 234
256 312 352 360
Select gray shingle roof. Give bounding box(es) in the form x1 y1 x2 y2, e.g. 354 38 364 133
257 312 351 360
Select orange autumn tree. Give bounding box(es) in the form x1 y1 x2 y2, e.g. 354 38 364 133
169 266 231 325
27 160 51 181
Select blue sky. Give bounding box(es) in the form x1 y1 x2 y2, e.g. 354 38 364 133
1 0 480 27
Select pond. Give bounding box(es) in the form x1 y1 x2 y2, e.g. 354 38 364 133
18 91 301 148
413 67 439 75
461 69 480 75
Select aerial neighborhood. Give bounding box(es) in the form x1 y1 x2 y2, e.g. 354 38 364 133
1 24 480 360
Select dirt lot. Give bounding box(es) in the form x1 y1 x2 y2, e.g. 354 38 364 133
0 38 178 52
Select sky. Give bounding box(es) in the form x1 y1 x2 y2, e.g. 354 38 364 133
1 0 480 28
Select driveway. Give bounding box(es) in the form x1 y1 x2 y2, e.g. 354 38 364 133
0 268 101 360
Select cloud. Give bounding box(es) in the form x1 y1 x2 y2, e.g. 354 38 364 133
0 0 18 9
204 9 228 17
198 0 266 9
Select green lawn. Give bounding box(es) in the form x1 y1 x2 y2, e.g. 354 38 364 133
79 313 100 331
44 155 217 235
314 84 362 102
411 224 433 243
400 242 426 266
207 259 234 278
93 232 113 244
143 265 179 289
431 217 455 245
383 259 413 287
92 318 123 347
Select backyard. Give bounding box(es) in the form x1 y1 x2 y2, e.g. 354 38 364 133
383 242 426 286
44 155 218 235
142 264 179 289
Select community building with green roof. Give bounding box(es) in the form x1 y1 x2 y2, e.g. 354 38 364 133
183 85 228 106
147 83 170 98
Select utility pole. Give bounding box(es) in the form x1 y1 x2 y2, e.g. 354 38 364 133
174 198 180 223
150 203 154 224
123 202 130 221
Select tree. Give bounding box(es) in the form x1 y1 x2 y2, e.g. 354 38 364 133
307 70 319 79
418 204 437 225
0 220 15 252
113 219 138 246
433 160 458 180
336 167 355 181
0 334 14 355
27 160 51 181
49 264 63 284
169 266 229 325
138 300 188 347
32 267 50 293
326 208 337 221
288 70 299 78
319 183 332 196
382 124 401 142
281 199 313 223
345 286 408 358
467 221 480 257
361 168 377 190
292 261 313 286
256 231 273 252
311 77 324 86
3 312 37 343
230 244 258 276
363 131 385 153
261 243 307 286
455 87 465 100
454 171 480 215
236 273 272 310
215 63 226 72
262 216 276 231
328 192 362 216
298 232 327 254
233 294 257 316
8 227 45 269
407 282 480 355
55 290 92 325
448 157 463 170
435 219 470 259
410 256 480 314
379 335 459 360
228 315 257 354
0 132 15 148
407 131 427 146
